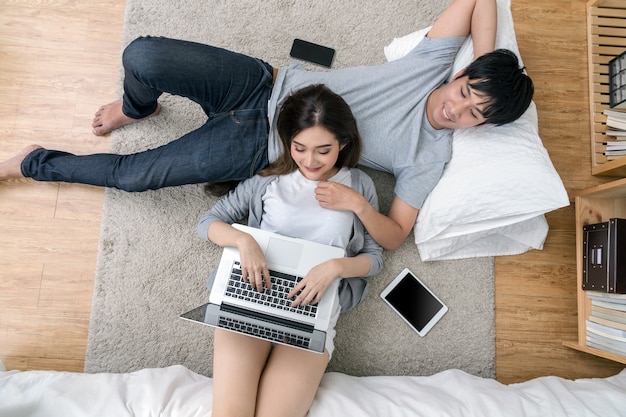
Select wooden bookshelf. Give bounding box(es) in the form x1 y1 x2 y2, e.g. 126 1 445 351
588 0 626 176
563 177 626 364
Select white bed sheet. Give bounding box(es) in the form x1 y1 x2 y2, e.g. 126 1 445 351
385 0 570 261
2 365 625 417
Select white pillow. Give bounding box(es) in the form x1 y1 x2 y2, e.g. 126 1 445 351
385 0 569 260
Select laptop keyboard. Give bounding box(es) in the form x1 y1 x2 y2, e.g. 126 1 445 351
218 316 310 348
225 261 319 317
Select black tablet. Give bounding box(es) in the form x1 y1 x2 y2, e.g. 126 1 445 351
380 268 448 337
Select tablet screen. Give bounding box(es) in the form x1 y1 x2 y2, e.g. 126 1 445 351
381 268 448 336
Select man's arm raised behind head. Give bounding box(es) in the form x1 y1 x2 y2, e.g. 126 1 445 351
426 0 497 59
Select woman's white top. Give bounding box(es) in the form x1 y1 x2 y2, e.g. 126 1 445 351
260 168 353 249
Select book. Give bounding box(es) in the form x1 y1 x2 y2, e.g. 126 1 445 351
589 314 626 331
586 321 626 358
604 141 626 150
604 109 626 120
587 319 626 339
604 109 626 130
607 118 626 131
591 304 626 325
606 129 626 137
604 150 626 156
586 338 626 357
606 154 626 161
587 327 626 350
586 330 626 352
592 299 626 312
587 292 626 304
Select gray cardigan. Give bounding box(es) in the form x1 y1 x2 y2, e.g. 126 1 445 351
197 168 384 312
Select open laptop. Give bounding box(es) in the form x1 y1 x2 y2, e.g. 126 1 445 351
180 223 345 353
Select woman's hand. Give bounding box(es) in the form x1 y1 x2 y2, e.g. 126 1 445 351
207 222 271 292
288 259 341 307
236 233 271 292
315 181 367 213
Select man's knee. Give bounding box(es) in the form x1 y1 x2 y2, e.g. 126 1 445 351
122 36 159 73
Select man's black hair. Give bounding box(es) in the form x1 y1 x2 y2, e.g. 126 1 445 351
460 49 534 126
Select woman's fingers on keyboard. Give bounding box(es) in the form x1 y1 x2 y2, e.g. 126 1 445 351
301 290 320 307
290 285 319 308
242 267 265 292
263 267 272 290
253 270 266 292
287 281 304 302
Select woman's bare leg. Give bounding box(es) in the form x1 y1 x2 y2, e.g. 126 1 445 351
255 345 329 417
0 145 42 181
91 99 161 136
212 329 272 417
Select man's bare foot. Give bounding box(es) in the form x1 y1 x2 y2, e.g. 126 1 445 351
91 99 161 136
0 145 42 181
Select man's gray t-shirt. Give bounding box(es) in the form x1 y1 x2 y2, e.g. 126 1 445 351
267 36 465 209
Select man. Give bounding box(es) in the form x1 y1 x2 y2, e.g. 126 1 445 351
0 0 532 250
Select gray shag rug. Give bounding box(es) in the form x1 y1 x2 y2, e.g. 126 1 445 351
85 0 496 378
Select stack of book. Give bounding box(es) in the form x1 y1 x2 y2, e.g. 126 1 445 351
604 109 626 130
603 140 626 159
601 109 626 161
586 292 626 357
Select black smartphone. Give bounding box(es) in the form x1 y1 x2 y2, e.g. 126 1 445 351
289 39 335 68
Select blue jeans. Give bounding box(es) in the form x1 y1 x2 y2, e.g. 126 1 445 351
21 37 274 191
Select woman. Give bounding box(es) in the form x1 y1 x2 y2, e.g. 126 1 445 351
196 84 383 417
